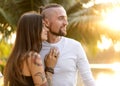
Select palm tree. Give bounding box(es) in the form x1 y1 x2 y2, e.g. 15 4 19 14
0 0 49 40
1 0 120 56
0 0 92 39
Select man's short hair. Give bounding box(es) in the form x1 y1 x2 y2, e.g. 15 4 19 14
39 3 62 14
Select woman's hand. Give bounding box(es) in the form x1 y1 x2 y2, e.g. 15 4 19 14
44 47 59 69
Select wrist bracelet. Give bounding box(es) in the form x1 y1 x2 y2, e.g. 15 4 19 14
45 67 54 74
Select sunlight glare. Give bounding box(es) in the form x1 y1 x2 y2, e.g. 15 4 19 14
0 77 3 86
0 72 3 86
7 26 11 31
111 62 120 72
96 72 120 86
83 1 94 8
97 35 112 50
102 7 120 31
113 41 120 52
8 32 16 44
95 0 120 4
0 33 2 40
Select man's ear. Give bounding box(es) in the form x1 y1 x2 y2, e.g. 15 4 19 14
44 18 49 27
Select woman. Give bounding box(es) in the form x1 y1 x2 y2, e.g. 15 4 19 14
4 11 59 86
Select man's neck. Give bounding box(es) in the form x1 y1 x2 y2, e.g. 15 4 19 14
47 36 62 43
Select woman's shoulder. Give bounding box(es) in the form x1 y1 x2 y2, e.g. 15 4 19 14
28 51 40 58
26 51 42 65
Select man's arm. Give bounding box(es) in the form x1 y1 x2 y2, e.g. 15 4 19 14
76 43 96 86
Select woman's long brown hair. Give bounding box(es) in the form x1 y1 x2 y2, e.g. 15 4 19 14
4 11 43 86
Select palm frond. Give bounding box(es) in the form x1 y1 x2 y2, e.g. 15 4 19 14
0 0 46 39
0 8 14 25
67 2 83 15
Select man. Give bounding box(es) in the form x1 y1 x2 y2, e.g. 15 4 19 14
39 3 96 86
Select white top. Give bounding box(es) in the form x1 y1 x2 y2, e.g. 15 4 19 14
40 37 96 86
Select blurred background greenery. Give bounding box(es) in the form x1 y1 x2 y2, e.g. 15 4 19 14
0 0 120 86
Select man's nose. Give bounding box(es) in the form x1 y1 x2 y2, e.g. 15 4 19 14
64 19 68 26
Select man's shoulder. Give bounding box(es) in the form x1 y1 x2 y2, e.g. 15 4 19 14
63 37 81 45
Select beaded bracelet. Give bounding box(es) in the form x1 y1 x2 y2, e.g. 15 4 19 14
45 67 54 74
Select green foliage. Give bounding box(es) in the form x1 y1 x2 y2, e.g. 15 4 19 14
0 0 96 73
66 2 120 57
0 0 120 63
0 40 11 58
0 40 12 73
0 0 48 40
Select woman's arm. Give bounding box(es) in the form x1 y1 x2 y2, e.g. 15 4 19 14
28 52 47 86
28 47 59 86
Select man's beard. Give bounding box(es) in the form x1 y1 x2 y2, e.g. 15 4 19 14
50 29 66 36
47 26 67 36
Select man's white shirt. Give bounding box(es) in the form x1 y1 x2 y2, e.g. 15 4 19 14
40 37 96 86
